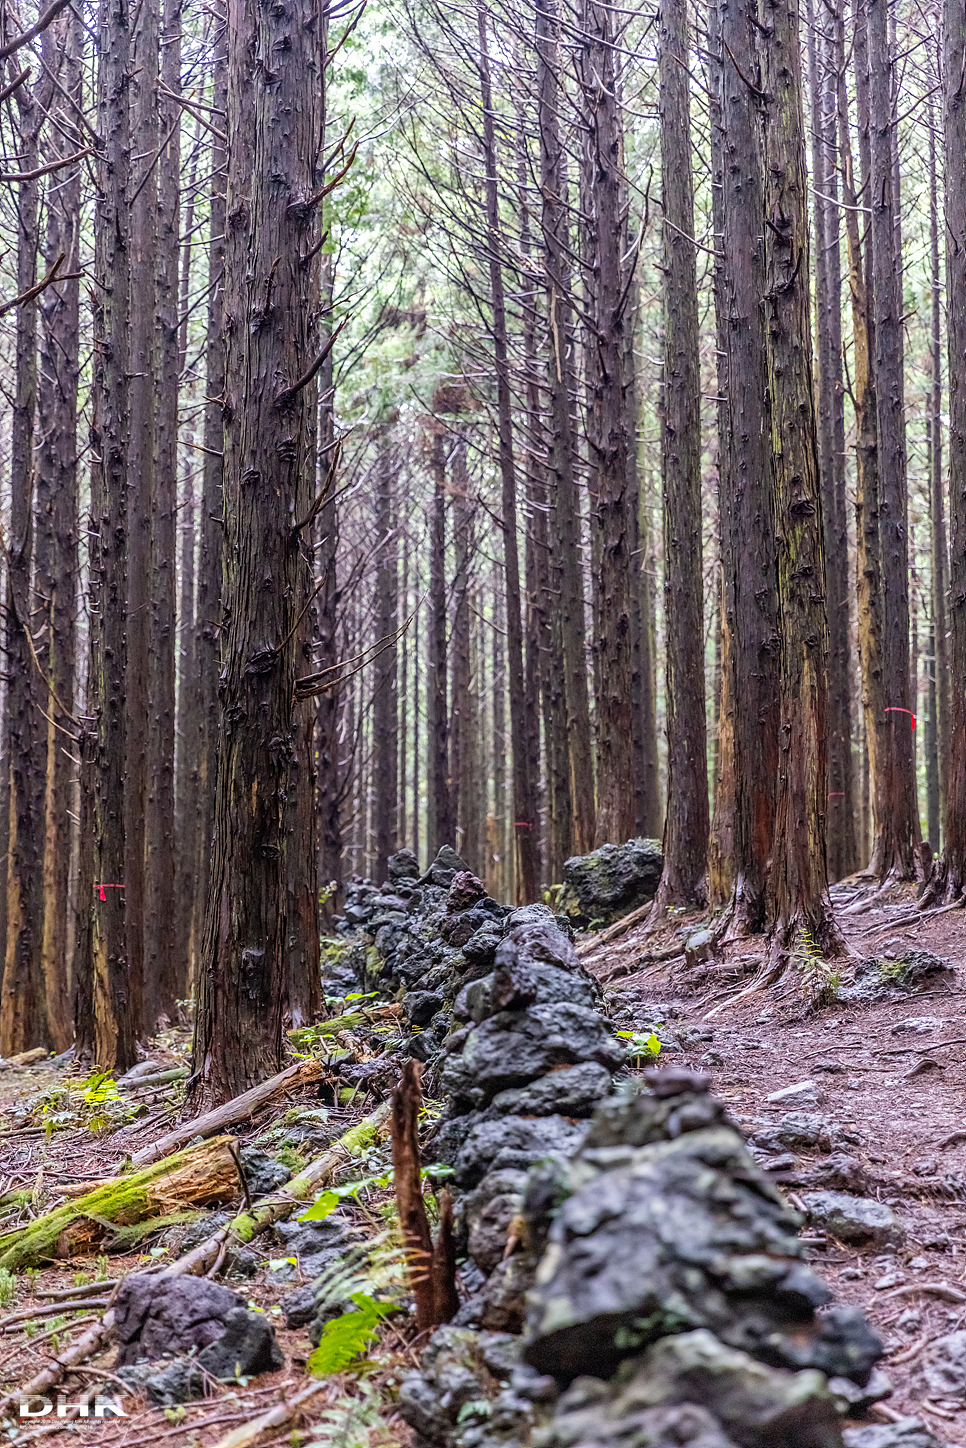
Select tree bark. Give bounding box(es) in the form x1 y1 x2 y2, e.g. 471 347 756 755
372 429 398 881
35 12 81 1053
867 0 922 879
927 91 947 855
942 0 966 895
654 0 709 910
147 0 182 1021
125 0 159 1029
85 0 138 1069
578 0 637 849
426 425 452 856
191 0 323 1103
759 0 841 957
477 1 537 900
718 0 780 933
1 67 48 1055
535 0 595 857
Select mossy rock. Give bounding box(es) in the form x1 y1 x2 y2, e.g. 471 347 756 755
556 838 664 927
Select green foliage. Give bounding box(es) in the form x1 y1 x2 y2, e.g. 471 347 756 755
308 1292 394 1375
0 1268 16 1306
297 1169 394 1223
306 1387 394 1448
616 1029 662 1064
793 928 840 1008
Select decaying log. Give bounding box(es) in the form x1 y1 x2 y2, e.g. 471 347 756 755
0 1136 241 1269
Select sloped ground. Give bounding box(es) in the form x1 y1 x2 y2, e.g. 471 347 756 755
0 870 964 1446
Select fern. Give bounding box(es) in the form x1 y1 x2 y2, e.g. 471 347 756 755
307 1293 393 1375
307 1387 397 1448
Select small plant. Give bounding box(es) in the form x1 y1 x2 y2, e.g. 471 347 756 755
793 928 840 1007
0 1269 16 1306
307 1292 394 1375
94 1255 111 1280
616 1029 662 1064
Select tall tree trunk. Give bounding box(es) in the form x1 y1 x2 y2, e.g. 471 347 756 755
759 0 840 956
808 0 857 881
125 0 159 1030
1 72 48 1055
84 0 138 1069
927 92 947 855
706 0 736 905
450 438 473 863
147 0 182 1020
578 0 637 848
867 0 921 878
190 0 323 1104
653 0 709 909
942 0 966 895
316 255 342 909
36 12 82 1052
372 429 398 881
477 1 537 899
426 426 452 855
193 7 228 985
719 0 780 934
535 0 595 856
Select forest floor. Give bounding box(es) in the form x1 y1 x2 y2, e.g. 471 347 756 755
0 876 964 1445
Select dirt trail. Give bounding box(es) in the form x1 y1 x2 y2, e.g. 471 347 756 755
586 879 966 1442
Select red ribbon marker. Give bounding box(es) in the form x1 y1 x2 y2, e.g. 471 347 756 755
93 883 125 902
513 821 533 830
885 707 916 730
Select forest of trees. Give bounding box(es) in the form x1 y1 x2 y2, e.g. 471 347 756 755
0 0 962 1101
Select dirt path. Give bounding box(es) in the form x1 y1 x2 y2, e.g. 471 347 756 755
585 880 966 1442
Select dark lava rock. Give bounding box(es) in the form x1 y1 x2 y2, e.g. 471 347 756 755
239 1148 291 1197
113 1275 244 1366
388 848 420 882
455 964 598 1024
750 1113 832 1153
463 929 502 968
522 1118 881 1386
555 838 663 926
489 1062 613 1119
422 845 469 889
545 1330 843 1448
798 1154 873 1194
142 1308 283 1404
479 1256 533 1332
465 1169 528 1272
404 990 445 1026
923 1329 966 1399
843 1423 949 1448
448 871 488 913
399 1325 535 1448
273 1213 352 1275
280 1281 318 1330
442 1003 626 1109
799 1191 905 1249
454 1114 587 1189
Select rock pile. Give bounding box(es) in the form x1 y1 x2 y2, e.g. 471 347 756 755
555 837 663 926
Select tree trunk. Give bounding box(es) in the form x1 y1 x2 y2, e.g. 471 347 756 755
316 254 343 909
535 0 595 856
808 0 857 881
759 0 840 957
1 71 48 1055
372 429 398 881
426 426 452 855
867 0 921 879
125 0 159 1030
86 0 139 1070
147 0 182 1021
718 0 780 933
191 0 323 1104
450 439 473 864
35 11 82 1053
193 7 228 984
942 0 966 895
477 1 537 900
653 0 709 910
578 0 637 849
927 92 947 855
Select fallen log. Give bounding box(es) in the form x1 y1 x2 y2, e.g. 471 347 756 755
0 1307 116 1414
130 1058 324 1167
575 901 654 958
163 1101 392 1277
0 1135 240 1270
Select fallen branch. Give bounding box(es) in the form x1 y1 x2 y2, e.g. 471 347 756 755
879 1281 966 1304
0 1298 109 1331
575 901 655 958
117 1066 188 1091
0 1308 116 1414
602 946 685 983
162 1102 391 1275
208 1380 329 1448
0 1136 240 1269
130 1058 323 1166
856 897 965 936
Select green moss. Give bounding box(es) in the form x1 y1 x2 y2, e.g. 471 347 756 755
231 1212 257 1244
341 1120 378 1156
